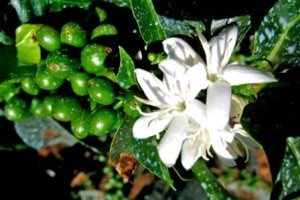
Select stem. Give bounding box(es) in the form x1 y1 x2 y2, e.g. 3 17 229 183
191 159 237 200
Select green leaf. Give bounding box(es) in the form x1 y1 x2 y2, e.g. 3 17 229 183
192 160 237 200
10 0 92 23
276 137 300 199
48 0 92 12
0 80 21 102
129 0 166 45
211 15 251 45
10 0 33 23
110 116 175 190
160 16 205 38
116 46 137 90
15 24 41 66
95 7 107 23
0 45 34 82
252 0 300 69
232 83 267 97
0 45 18 81
0 31 14 45
91 24 118 40
102 0 129 8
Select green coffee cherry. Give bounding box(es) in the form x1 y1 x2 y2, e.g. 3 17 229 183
36 25 61 51
46 49 79 79
123 92 141 117
89 107 117 136
30 98 48 118
36 64 65 90
70 72 90 96
71 109 91 139
81 43 110 74
61 22 87 48
21 76 40 96
42 95 58 115
4 96 28 121
52 96 82 122
0 83 20 102
87 78 116 105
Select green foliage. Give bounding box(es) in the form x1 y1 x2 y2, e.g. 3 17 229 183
91 24 118 39
0 45 19 81
110 116 175 190
160 16 205 38
1 0 300 199
10 0 93 23
211 15 251 45
116 46 137 90
129 0 166 45
192 160 237 200
252 0 300 69
15 24 41 66
0 31 14 45
276 137 300 199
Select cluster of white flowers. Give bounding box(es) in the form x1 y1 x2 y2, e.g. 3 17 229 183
132 25 277 170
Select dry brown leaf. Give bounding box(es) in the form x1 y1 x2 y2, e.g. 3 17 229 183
128 172 155 200
110 153 139 183
70 171 89 188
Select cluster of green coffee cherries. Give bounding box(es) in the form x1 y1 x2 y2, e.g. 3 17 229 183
1 17 140 139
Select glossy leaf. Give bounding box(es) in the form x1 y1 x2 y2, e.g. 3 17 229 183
10 0 92 23
276 137 300 199
95 7 107 23
130 0 166 45
160 16 205 38
15 24 41 66
252 0 300 69
91 24 118 39
116 46 137 90
102 0 129 8
0 46 18 81
192 160 236 200
110 116 175 190
211 15 251 45
0 31 14 45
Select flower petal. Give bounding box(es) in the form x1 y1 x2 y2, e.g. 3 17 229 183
233 124 262 149
162 37 204 66
181 138 199 170
133 114 172 139
135 68 170 106
230 94 249 123
197 31 212 71
185 99 207 126
158 115 188 167
159 59 188 78
217 155 237 167
206 26 238 75
223 65 277 86
218 26 238 68
209 130 235 161
181 130 210 170
206 80 231 129
180 63 208 99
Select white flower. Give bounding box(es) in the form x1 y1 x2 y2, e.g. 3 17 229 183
133 26 276 169
154 29 274 169
180 121 261 169
197 25 277 130
230 94 249 123
160 37 208 89
132 65 206 167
